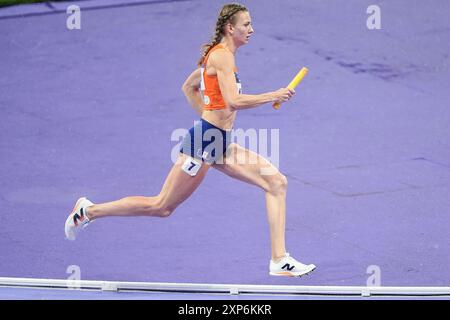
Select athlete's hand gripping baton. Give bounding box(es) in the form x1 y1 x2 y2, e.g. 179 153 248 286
273 67 309 109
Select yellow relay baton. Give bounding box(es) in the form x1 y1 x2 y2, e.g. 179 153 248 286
273 67 309 110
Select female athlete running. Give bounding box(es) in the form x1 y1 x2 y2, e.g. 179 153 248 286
65 3 316 277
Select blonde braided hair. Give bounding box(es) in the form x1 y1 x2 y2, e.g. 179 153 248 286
197 3 248 67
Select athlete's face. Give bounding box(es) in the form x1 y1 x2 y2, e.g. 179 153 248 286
229 11 254 45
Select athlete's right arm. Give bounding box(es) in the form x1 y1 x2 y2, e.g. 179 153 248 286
212 50 294 111
182 68 204 116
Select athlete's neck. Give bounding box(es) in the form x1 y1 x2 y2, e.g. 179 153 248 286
220 38 239 55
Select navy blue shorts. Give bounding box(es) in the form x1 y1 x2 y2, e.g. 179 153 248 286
180 118 232 164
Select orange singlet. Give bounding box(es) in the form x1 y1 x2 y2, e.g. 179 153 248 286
200 44 242 110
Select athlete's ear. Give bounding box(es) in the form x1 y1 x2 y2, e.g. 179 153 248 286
226 22 234 35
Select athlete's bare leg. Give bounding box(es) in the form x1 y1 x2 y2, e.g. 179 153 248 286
212 143 288 262
86 154 210 220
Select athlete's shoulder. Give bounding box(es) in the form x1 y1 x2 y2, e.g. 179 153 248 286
208 47 235 69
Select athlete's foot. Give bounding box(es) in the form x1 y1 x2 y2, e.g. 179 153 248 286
269 253 316 277
64 197 94 241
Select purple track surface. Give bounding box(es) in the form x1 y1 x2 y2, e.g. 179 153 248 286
0 0 449 290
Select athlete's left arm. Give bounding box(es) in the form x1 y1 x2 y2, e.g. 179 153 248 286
182 68 203 116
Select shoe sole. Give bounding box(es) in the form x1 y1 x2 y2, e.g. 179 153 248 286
269 265 316 277
65 197 86 240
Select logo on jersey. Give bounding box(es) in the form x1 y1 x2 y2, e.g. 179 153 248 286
204 95 211 105
235 73 242 94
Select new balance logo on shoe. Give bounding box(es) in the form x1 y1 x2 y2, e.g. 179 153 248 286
73 208 85 226
282 263 295 271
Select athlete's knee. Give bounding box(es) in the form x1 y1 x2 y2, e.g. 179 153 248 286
158 204 176 218
154 197 177 218
138 196 175 218
267 172 288 195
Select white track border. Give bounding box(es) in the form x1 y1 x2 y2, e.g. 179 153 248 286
1 277 450 297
